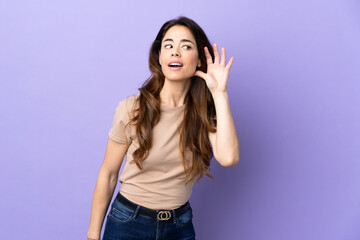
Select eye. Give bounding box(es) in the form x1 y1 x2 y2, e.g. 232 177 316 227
164 44 192 50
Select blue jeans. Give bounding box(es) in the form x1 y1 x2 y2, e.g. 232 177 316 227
102 194 196 240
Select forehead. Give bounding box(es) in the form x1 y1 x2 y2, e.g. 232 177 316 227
162 25 196 43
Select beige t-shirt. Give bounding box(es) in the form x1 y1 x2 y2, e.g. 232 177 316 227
108 93 195 210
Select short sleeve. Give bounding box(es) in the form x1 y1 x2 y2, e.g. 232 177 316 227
108 98 132 145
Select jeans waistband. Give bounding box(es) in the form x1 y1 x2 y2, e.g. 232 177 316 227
115 192 190 221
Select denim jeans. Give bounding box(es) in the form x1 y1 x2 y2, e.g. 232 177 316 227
102 194 196 240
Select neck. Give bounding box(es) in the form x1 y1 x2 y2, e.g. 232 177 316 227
159 78 191 107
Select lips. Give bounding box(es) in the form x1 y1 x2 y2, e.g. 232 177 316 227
168 61 183 67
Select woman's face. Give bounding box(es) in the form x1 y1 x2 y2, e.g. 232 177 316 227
159 25 201 82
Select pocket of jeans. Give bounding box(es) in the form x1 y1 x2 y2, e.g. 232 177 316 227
175 207 193 228
108 199 133 224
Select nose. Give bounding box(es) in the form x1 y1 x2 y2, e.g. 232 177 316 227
171 47 181 57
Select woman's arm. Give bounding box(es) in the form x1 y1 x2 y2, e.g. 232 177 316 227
195 43 240 167
209 91 240 167
87 138 129 240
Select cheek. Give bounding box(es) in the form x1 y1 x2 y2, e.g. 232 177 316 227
159 52 163 65
188 54 199 67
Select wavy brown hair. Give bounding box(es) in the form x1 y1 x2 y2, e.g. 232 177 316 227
126 16 216 185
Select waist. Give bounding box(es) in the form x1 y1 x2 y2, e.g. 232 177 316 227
115 192 191 221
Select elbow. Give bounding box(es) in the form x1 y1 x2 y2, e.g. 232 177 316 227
215 144 241 167
218 155 240 167
223 146 241 167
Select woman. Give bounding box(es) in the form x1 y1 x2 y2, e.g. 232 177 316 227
87 16 240 240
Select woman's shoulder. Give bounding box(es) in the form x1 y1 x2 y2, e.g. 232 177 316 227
120 92 140 115
121 92 139 103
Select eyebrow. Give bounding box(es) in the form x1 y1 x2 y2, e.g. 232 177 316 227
163 38 194 45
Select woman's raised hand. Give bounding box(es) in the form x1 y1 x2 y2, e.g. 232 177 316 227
194 43 234 95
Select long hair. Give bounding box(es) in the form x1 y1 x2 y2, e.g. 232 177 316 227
126 16 216 185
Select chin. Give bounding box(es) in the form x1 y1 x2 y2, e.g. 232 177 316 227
164 73 194 81
166 77 186 82
166 76 192 82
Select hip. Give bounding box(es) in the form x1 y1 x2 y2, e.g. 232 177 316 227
103 192 196 240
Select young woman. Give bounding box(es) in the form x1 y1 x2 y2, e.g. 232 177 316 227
87 16 240 240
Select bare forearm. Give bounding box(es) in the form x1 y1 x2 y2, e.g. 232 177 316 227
87 169 118 239
212 91 240 165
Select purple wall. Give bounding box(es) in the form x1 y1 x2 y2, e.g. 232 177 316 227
1 0 359 239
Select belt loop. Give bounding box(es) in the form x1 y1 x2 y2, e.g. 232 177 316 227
132 205 141 219
171 209 176 224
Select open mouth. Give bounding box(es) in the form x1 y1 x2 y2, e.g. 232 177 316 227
168 63 183 69
168 63 183 68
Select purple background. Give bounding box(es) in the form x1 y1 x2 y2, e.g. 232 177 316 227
1 0 359 239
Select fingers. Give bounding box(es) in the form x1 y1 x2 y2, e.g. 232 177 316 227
213 43 220 64
226 56 234 70
204 46 213 65
220 47 226 66
194 70 207 80
204 43 234 69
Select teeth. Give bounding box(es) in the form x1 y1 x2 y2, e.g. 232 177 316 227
169 63 182 67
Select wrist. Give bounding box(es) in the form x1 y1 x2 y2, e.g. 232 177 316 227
87 237 99 240
211 90 228 100
87 231 100 240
